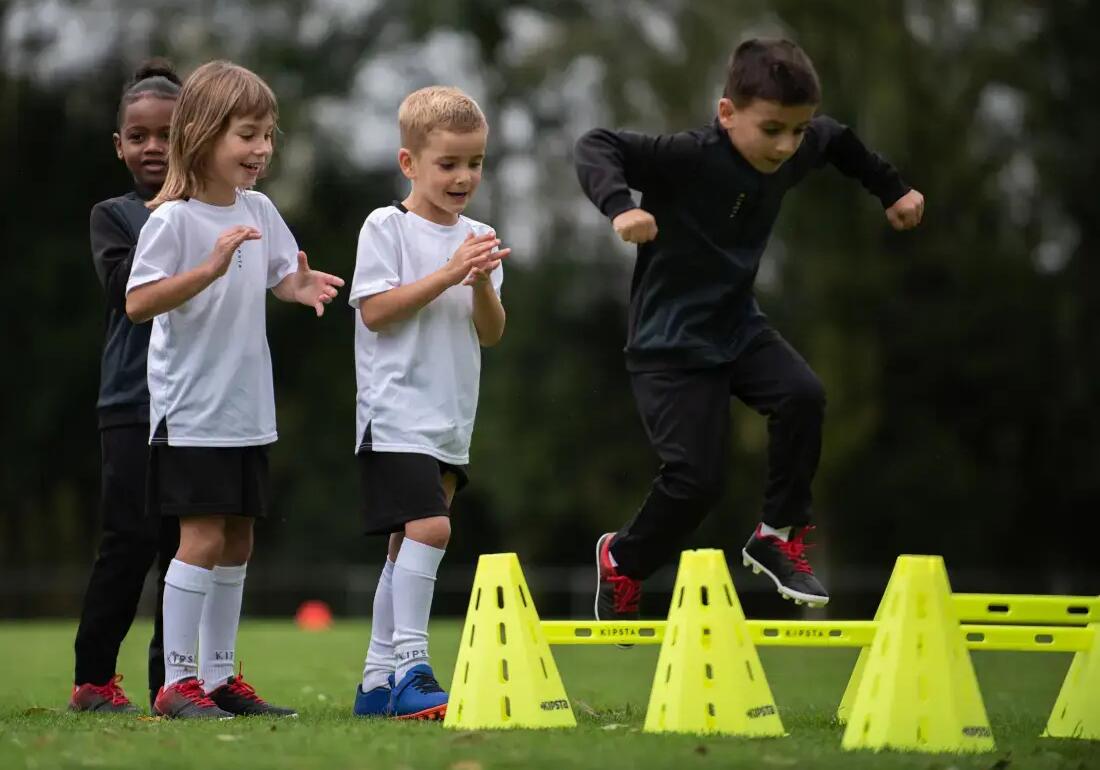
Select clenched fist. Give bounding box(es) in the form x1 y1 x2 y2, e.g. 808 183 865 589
612 208 658 244
886 189 925 231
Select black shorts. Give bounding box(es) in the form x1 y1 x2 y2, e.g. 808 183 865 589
357 449 469 536
146 423 271 518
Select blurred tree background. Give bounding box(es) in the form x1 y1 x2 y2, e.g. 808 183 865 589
2 0 1098 615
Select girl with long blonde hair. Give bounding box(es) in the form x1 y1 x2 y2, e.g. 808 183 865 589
126 60 343 719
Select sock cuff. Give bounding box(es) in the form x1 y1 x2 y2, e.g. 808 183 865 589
212 563 247 585
166 559 213 593
394 538 445 578
760 523 792 541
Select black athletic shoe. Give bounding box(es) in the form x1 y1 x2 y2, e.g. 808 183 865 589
742 524 829 607
208 669 298 717
595 532 642 622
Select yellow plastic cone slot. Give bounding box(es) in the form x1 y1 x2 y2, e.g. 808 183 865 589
444 553 576 730
643 549 785 737
840 555 995 753
1044 617 1100 740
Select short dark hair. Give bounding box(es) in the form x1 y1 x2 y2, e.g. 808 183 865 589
724 38 821 108
117 57 182 128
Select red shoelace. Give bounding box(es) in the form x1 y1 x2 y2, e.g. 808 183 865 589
173 677 218 707
610 574 641 613
223 664 268 704
82 674 132 706
774 526 816 574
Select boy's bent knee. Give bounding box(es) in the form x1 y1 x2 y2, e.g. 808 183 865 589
657 462 724 509
785 373 826 411
404 516 450 549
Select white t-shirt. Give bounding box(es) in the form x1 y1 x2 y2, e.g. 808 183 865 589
348 205 504 464
126 190 298 447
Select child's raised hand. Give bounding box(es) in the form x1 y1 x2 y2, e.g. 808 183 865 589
886 189 925 231
207 225 262 278
612 208 658 244
294 251 345 317
446 231 504 286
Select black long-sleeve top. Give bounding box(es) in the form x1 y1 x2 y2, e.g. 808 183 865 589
574 116 910 371
90 189 154 428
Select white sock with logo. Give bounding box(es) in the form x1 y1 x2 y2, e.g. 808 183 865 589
163 559 212 686
199 563 247 692
391 539 445 684
760 523 792 542
362 558 396 692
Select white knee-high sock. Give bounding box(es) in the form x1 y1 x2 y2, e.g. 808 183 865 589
200 563 247 691
361 558 396 691
163 559 213 686
391 539 445 683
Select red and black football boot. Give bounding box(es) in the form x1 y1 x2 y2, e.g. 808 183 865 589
153 677 234 719
69 674 138 713
742 524 829 607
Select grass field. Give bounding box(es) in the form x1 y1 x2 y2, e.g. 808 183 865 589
1 620 1096 770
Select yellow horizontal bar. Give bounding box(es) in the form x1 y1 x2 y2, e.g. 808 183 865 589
957 624 1093 652
542 621 665 646
541 620 1093 653
952 594 1099 624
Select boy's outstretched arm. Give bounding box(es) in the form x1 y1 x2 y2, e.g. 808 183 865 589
574 129 694 243
272 252 345 316
810 115 925 230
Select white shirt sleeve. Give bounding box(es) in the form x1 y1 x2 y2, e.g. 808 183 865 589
126 212 180 294
258 194 299 289
348 215 402 306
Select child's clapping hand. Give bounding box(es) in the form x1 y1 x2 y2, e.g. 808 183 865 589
458 231 510 287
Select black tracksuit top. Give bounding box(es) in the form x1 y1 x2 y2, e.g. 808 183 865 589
574 115 910 372
90 189 154 428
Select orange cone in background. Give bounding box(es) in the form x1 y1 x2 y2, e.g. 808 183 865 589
295 600 333 631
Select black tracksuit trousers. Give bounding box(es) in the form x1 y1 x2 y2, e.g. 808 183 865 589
610 329 825 580
74 424 179 702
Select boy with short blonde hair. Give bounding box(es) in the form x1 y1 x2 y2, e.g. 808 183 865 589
398 86 487 151
350 85 507 720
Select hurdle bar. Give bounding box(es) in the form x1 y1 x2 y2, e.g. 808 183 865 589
952 593 1098 624
541 619 1094 653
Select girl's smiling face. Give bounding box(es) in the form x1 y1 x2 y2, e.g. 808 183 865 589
113 95 175 191
201 113 275 202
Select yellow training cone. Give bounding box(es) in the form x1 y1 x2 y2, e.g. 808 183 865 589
841 555 995 753
836 561 905 724
1044 618 1100 740
444 553 575 730
643 549 785 737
